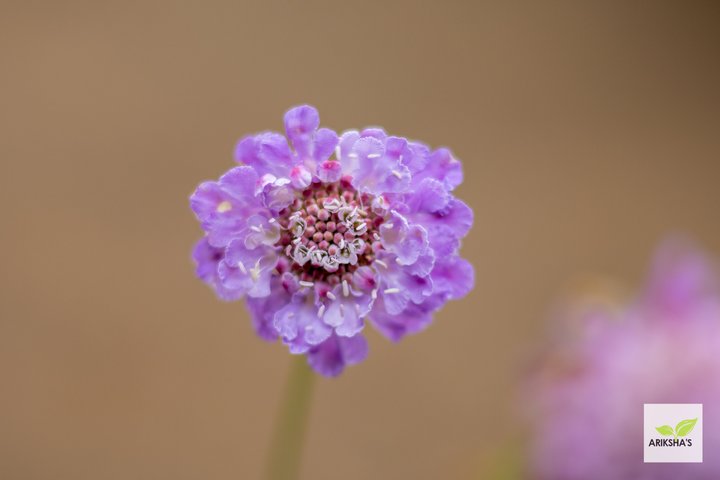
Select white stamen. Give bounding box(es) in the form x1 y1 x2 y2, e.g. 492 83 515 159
288 215 306 238
299 281 314 288
371 196 388 214
391 170 403 179
354 303 360 315
326 292 336 301
384 288 400 294
323 198 344 212
385 223 394 229
250 226 262 233
268 218 275 223
367 153 381 159
237 261 247 274
342 280 349 297
375 259 388 268
323 256 339 272
373 233 381 241
337 206 353 223
250 259 262 282
371 289 378 300
293 244 311 265
353 222 367 235
350 238 365 253
317 305 325 319
339 303 345 318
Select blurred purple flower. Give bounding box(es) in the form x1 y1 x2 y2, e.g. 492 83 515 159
190 105 474 376
526 239 720 479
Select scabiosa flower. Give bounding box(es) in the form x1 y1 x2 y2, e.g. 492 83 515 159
525 239 720 479
190 105 474 376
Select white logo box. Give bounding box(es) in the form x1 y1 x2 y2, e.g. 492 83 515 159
644 403 703 463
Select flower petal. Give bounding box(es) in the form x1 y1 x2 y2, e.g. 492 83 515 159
380 211 429 266
235 133 294 178
192 238 244 301
244 214 281 249
313 127 339 162
406 178 450 213
643 239 719 317
317 160 343 183
274 294 332 354
220 240 277 298
370 297 436 342
322 285 373 337
306 334 368 377
284 105 320 158
411 147 463 191
431 256 474 300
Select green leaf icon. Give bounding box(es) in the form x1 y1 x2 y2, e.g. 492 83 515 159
655 425 675 436
675 418 698 437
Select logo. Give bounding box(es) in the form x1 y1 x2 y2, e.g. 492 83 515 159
651 418 697 446
644 404 702 463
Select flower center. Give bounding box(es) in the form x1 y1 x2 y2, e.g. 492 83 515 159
276 176 383 286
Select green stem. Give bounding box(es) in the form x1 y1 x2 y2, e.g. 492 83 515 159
264 356 315 480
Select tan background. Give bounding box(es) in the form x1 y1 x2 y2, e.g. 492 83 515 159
1 1 719 479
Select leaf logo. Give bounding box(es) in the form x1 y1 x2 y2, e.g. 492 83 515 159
655 418 698 439
675 418 698 437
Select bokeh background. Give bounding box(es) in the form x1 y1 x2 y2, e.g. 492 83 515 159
1 1 719 479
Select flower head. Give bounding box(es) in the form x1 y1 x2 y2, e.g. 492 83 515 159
190 105 474 376
526 239 720 479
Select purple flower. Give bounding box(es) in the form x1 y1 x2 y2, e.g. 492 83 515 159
190 105 474 376
526 239 720 479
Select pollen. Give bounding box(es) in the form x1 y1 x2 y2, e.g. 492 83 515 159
275 178 385 284
216 200 232 213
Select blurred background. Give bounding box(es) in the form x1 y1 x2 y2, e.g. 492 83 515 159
1 1 719 479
